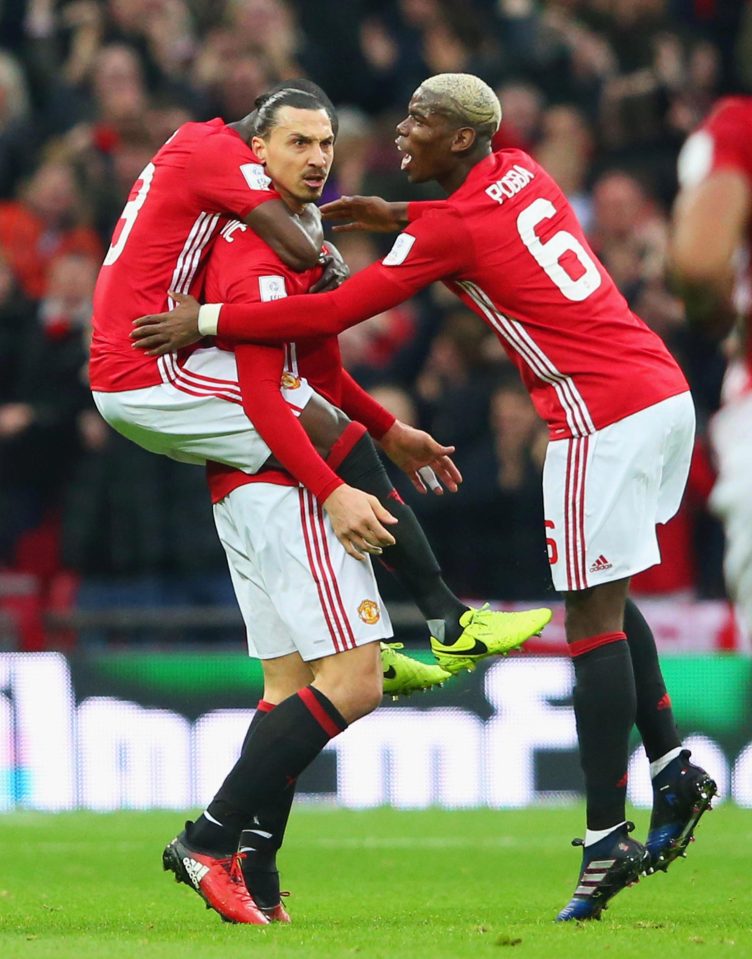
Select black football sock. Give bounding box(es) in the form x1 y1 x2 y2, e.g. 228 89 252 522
624 598 682 762
240 700 296 865
242 789 295 861
570 632 636 830
330 429 467 643
240 697 274 750
190 698 284 853
236 699 295 909
193 686 347 852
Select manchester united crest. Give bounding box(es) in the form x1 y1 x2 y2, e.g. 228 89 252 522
357 599 380 625
280 371 301 390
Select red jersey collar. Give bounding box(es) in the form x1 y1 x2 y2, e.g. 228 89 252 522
449 151 500 202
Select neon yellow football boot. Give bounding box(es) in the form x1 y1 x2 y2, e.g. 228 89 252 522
430 604 552 674
380 642 452 698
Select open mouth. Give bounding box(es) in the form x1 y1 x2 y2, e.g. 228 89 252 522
303 176 325 189
395 139 413 171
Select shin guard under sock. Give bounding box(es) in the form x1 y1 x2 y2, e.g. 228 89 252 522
570 632 636 830
624 598 682 762
331 431 467 639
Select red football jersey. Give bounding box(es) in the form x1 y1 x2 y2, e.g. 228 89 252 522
208 220 342 400
89 119 280 392
677 96 752 393
204 220 394 503
217 149 689 439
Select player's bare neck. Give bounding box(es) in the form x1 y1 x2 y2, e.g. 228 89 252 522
229 115 256 144
439 146 492 194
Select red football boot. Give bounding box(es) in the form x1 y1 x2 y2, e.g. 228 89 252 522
237 833 292 923
162 826 269 925
238 830 292 922
259 900 291 924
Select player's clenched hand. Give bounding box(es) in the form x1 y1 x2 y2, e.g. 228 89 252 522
131 292 203 355
379 420 462 495
320 196 407 234
310 240 350 293
322 485 397 561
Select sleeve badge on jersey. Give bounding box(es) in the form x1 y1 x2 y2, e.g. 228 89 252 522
259 275 287 301
240 162 272 191
382 233 416 266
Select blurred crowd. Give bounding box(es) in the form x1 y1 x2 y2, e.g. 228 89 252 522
0 0 747 637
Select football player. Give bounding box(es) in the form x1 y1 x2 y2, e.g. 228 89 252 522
134 72 718 922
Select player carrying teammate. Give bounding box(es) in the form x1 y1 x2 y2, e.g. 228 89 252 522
133 73 718 922
157 88 550 926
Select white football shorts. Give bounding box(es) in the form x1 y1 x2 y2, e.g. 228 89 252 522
93 346 313 474
543 391 695 591
213 482 393 661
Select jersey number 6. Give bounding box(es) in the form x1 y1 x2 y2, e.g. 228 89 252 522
517 198 602 303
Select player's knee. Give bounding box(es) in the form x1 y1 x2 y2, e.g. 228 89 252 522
312 643 383 722
564 581 629 638
356 674 384 717
564 588 597 632
343 672 382 721
328 671 382 723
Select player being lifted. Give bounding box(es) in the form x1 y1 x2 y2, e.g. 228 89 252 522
133 73 718 922
90 79 551 700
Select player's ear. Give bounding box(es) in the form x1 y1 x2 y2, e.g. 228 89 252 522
451 126 477 153
251 135 267 163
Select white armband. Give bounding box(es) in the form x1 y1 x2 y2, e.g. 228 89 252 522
198 303 222 336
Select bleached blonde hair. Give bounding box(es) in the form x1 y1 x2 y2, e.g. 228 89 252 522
419 73 501 140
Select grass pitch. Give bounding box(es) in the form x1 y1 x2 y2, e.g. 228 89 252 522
0 804 749 959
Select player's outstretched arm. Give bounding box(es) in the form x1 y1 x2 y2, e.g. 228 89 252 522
320 196 411 233
131 267 413 354
132 222 462 353
320 196 448 233
336 369 459 494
